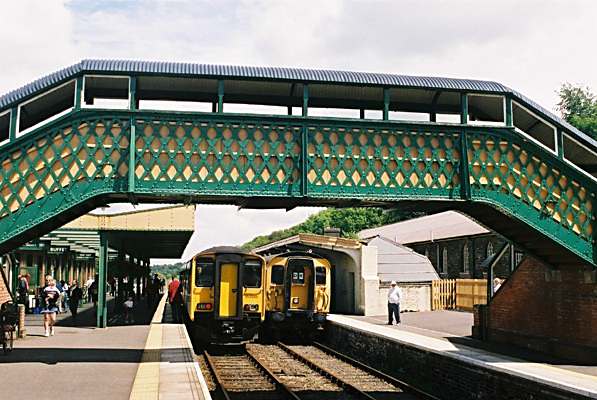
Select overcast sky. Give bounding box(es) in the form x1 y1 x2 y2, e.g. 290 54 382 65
1 0 596 261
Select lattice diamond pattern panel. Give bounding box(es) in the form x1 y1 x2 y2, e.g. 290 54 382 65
468 131 595 241
134 119 302 194
0 118 129 219
306 124 462 198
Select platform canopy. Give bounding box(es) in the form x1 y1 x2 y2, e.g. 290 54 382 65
39 205 195 259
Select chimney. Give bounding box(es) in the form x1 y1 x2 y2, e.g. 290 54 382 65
323 227 341 237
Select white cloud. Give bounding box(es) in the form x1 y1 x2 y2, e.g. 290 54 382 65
1 0 597 261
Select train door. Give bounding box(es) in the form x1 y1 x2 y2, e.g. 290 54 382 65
286 258 314 310
218 263 239 318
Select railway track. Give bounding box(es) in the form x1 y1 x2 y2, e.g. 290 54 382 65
202 343 437 400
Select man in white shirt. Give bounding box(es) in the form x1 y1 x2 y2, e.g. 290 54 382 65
387 281 402 325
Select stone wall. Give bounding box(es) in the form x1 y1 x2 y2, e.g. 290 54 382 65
325 323 592 400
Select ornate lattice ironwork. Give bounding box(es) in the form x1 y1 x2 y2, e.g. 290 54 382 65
467 129 594 254
0 111 595 264
133 117 302 196
306 123 462 199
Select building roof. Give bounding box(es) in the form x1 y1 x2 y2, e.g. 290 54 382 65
364 236 439 283
358 211 489 244
252 233 361 254
0 59 594 148
40 205 195 258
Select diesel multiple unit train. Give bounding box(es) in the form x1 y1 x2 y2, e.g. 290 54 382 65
179 246 332 343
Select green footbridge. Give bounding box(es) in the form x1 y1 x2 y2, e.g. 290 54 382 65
0 60 595 269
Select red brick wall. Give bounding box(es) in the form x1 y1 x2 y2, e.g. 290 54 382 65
488 257 597 362
0 269 11 305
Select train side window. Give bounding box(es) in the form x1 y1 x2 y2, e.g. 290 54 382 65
271 265 285 285
243 261 262 288
315 267 327 285
195 259 214 287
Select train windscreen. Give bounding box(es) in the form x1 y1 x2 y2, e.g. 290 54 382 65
195 259 214 287
243 260 262 288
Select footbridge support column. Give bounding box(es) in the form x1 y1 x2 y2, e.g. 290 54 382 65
97 231 108 328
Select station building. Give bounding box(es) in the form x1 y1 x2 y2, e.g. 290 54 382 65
359 211 523 279
253 232 439 315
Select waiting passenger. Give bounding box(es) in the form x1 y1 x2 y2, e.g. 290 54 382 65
69 281 83 320
387 281 402 325
168 275 183 323
124 296 134 324
41 276 60 337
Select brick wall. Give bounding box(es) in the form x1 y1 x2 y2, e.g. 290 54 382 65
0 268 11 305
488 257 597 363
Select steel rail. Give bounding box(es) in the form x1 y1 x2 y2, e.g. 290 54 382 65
244 346 303 400
203 350 233 400
313 341 441 400
277 342 376 400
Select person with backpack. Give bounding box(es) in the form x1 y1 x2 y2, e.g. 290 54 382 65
41 275 60 337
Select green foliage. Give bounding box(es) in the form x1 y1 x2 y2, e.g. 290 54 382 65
151 262 184 278
241 207 424 250
557 83 597 139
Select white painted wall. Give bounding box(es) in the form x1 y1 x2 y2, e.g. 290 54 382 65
365 283 432 316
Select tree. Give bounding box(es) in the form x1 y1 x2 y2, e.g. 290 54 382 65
241 207 423 250
557 83 597 139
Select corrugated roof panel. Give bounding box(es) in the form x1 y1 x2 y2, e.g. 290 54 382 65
0 59 593 146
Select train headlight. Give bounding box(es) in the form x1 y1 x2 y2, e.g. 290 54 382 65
196 303 212 311
243 304 259 312
292 297 299 304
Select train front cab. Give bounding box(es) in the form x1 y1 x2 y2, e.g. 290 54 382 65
184 248 265 343
264 252 331 339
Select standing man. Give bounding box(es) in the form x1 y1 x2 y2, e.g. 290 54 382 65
387 280 402 325
168 275 182 323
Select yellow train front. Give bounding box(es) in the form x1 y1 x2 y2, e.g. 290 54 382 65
180 246 265 343
263 251 331 339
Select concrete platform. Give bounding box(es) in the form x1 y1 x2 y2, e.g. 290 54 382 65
0 294 210 400
330 314 597 399
129 294 210 400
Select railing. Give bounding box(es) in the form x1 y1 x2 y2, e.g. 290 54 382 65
0 109 594 265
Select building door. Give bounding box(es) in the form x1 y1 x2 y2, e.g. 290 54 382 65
218 263 238 318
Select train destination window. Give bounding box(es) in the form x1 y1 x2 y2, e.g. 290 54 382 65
315 267 326 285
291 268 305 285
195 259 214 287
243 260 262 288
271 265 284 285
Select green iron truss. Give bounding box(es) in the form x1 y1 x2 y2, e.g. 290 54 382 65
0 108 594 266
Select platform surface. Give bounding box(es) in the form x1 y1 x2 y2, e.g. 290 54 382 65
0 294 209 400
331 313 597 398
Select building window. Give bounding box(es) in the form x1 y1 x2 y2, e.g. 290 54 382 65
463 244 469 273
487 242 494 258
442 247 448 274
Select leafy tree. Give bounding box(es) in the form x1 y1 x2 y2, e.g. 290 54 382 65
151 262 185 278
557 83 597 139
241 207 423 250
